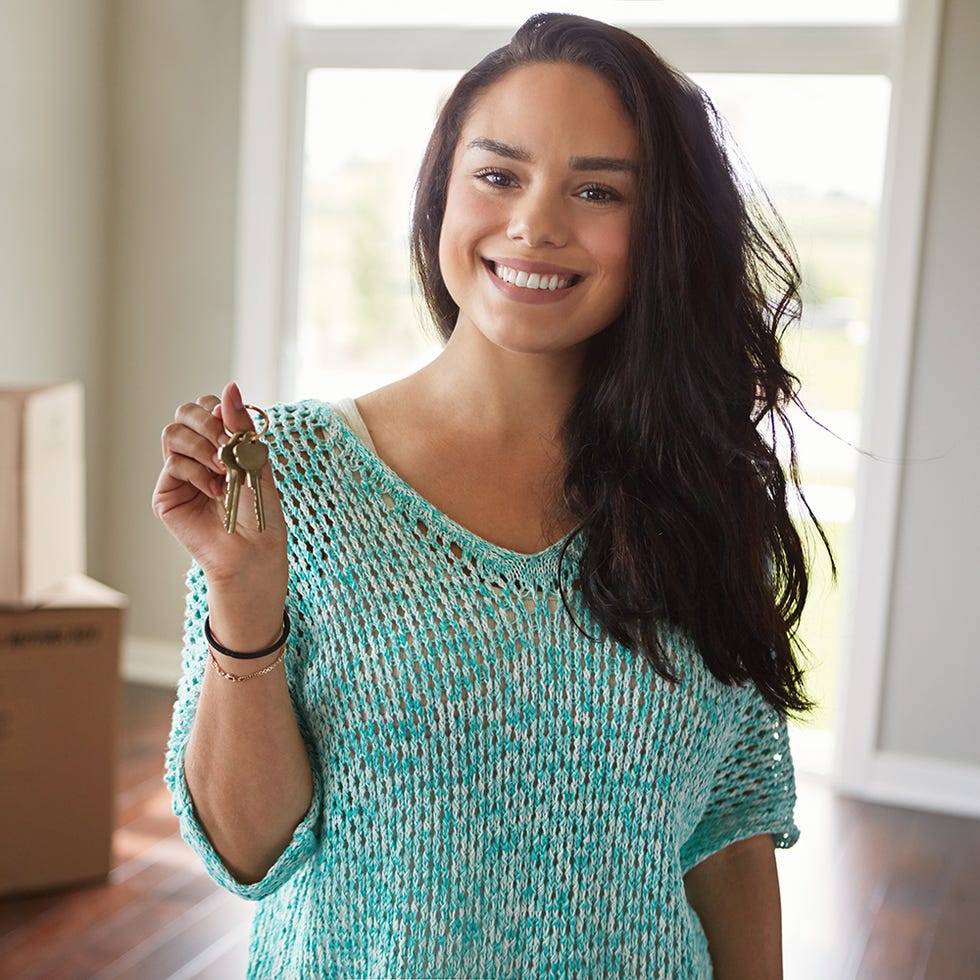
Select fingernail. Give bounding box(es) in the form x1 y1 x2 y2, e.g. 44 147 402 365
214 452 226 470
231 383 244 410
217 432 229 446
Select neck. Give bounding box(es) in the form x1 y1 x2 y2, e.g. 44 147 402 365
416 316 587 445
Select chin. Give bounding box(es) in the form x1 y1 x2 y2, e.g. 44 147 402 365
483 328 590 357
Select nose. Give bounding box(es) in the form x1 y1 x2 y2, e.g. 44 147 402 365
506 187 569 248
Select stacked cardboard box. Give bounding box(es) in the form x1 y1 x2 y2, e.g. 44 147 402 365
0 384 127 896
0 383 86 603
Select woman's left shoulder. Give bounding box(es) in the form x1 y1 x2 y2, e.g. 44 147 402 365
663 627 775 728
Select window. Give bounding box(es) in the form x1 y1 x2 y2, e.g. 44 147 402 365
293 69 456 401
691 74 891 737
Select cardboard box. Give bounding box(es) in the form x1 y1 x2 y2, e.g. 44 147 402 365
0 575 127 896
0 383 86 603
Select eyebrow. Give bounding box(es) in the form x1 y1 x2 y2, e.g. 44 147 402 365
465 138 637 174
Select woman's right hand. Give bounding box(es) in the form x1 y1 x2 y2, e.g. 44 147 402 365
152 381 288 606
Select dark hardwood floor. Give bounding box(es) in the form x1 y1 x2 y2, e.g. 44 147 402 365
1 683 977 979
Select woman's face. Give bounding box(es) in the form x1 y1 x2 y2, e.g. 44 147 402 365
438 62 638 358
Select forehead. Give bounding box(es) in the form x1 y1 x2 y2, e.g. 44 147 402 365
458 62 638 158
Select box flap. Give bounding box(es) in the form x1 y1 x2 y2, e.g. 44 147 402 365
0 382 84 403
0 574 128 611
22 383 86 596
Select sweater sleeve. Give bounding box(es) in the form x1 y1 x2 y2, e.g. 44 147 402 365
163 562 323 900
679 682 800 875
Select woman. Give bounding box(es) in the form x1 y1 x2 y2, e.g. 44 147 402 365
154 13 825 978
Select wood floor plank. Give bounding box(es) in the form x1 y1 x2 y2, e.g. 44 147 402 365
30 875 241 980
923 838 980 980
154 920 252 980
854 904 936 979
93 888 251 980
0 860 199 977
0 890 64 941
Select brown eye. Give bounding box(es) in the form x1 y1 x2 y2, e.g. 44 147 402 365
578 183 622 204
474 168 517 188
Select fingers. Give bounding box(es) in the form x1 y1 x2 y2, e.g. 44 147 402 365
160 388 236 502
159 451 225 501
167 397 228 459
161 427 225 500
151 464 203 523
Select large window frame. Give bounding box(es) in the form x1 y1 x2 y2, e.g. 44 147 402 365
231 0 949 809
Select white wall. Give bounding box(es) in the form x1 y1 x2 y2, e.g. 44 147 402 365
877 0 980 766
0 0 109 574
102 0 243 673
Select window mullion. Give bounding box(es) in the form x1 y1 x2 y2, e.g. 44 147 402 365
291 24 896 76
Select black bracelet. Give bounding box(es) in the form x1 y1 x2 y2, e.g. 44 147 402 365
204 609 290 660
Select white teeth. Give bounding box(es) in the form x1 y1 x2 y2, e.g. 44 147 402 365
493 263 574 291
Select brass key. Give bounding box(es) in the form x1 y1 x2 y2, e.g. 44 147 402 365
220 432 246 533
233 433 269 532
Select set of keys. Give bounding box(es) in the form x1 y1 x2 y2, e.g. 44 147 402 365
220 405 270 534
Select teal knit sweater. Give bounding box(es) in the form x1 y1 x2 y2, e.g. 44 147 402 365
165 399 800 979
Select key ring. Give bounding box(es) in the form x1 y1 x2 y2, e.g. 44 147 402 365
224 404 270 440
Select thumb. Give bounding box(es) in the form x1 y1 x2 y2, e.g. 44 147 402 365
220 381 256 436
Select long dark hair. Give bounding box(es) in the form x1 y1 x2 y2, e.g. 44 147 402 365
410 12 833 718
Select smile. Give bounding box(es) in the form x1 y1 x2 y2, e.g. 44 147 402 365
491 262 578 291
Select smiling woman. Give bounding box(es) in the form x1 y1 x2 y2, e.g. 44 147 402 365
157 11 827 979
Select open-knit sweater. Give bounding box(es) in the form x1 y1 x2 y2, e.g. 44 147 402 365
164 398 800 979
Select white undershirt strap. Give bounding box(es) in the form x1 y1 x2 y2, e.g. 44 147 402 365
331 396 379 454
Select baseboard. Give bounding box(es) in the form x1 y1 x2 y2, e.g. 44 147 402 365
123 635 182 688
834 749 980 820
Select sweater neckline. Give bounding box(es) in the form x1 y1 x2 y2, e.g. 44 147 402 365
312 399 583 571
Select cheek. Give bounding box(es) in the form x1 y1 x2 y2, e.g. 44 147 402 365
439 186 502 292
586 216 632 318
601 216 632 278
573 207 631 263
443 183 500 250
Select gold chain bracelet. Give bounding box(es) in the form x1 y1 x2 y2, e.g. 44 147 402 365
207 645 286 682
